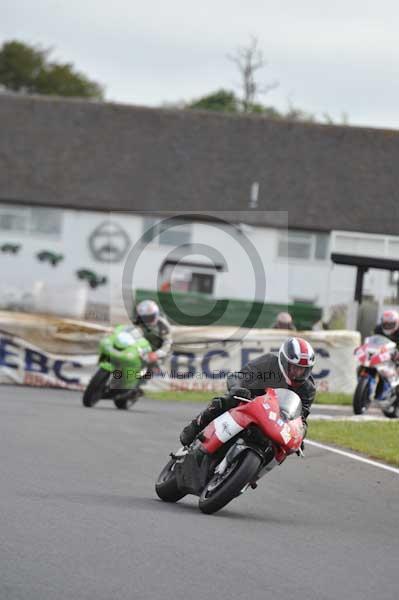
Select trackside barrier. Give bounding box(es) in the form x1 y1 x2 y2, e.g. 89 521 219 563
0 312 360 393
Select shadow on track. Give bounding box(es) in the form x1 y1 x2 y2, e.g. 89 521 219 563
81 405 154 415
19 490 300 524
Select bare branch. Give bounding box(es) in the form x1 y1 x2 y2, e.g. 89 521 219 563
227 36 278 111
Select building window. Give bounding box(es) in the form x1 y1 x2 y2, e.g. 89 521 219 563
190 272 214 294
277 230 328 261
0 204 62 236
0 206 29 232
30 207 62 235
142 217 191 246
388 240 399 259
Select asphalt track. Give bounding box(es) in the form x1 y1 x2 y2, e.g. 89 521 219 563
0 386 398 600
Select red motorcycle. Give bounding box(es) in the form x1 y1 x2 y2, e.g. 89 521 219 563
353 334 399 417
155 388 305 514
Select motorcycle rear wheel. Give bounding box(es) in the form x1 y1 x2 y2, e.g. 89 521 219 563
155 458 186 502
198 450 261 515
82 368 110 407
353 378 370 415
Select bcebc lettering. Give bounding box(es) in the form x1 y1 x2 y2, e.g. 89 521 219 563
0 336 82 384
170 347 330 380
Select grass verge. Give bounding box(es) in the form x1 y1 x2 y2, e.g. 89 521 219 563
309 420 399 467
146 391 397 466
315 392 351 406
147 390 211 403
147 390 352 405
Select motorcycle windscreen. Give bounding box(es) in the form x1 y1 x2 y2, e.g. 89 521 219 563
269 388 302 420
364 335 396 352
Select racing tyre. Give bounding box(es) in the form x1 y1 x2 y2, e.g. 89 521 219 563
382 403 399 419
82 368 110 407
155 458 186 502
198 450 261 515
353 378 370 415
113 397 137 410
113 388 142 410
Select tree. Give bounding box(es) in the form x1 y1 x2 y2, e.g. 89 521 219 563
187 89 239 113
228 36 278 113
0 40 45 93
183 36 349 125
0 40 104 100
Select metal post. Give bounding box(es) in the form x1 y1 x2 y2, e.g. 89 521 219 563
354 267 368 304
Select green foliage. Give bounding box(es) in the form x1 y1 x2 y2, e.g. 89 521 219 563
0 40 103 100
148 391 352 405
148 391 214 403
1 243 21 254
35 63 103 99
135 288 322 329
315 392 351 405
76 269 107 289
185 87 318 123
36 250 64 266
187 89 239 113
0 40 45 92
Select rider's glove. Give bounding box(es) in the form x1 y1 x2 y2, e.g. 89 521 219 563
147 351 158 364
229 386 252 401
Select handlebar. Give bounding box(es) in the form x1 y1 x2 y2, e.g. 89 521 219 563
233 395 252 403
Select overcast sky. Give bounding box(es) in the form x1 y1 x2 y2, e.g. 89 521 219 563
2 0 399 129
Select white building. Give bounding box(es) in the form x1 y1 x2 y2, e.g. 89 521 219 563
0 94 398 323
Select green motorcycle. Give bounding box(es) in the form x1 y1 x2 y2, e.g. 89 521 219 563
83 324 152 410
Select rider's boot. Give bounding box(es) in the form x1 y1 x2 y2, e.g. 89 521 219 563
179 398 225 446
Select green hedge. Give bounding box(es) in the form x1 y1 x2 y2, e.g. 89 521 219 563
135 289 321 330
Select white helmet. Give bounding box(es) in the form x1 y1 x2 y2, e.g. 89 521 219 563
136 300 160 326
381 310 399 336
276 312 293 328
278 337 315 388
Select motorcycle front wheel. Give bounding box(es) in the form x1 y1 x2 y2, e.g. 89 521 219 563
382 399 399 419
113 389 140 410
198 450 261 515
82 368 110 407
353 378 370 415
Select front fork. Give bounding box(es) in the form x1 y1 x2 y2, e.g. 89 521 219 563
358 368 377 401
367 373 378 401
214 439 275 480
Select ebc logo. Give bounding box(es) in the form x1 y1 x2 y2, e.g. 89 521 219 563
171 346 331 380
0 336 82 384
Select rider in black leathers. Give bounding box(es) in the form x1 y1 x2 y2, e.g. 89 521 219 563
180 337 316 446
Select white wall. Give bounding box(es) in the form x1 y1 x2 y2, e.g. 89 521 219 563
2 205 399 318
330 230 399 308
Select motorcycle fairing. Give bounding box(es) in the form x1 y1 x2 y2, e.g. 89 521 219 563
174 443 211 495
200 389 304 457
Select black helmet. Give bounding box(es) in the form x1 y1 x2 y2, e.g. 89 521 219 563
278 337 315 387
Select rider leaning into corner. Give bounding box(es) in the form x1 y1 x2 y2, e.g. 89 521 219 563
133 299 172 369
180 336 316 447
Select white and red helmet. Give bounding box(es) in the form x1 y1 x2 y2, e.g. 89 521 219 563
278 337 315 387
276 312 293 327
381 310 399 336
136 299 160 326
